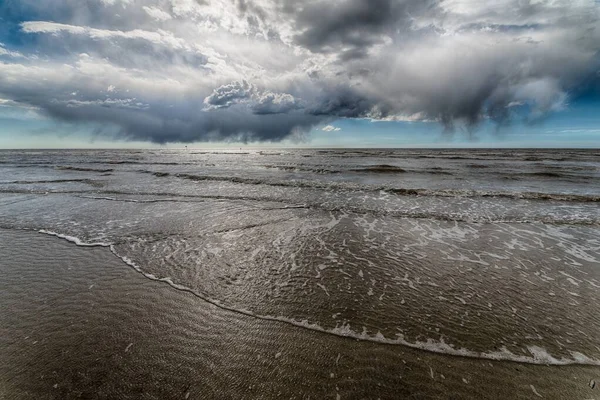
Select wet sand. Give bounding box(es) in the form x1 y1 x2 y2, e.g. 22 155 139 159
1 228 598 399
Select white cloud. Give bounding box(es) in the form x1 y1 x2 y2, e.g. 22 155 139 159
559 129 600 134
0 44 25 59
21 21 86 35
143 6 173 22
203 80 300 114
322 125 341 132
99 0 132 6
21 22 192 52
63 98 149 110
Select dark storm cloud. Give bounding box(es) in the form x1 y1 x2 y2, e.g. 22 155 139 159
0 56 322 143
0 0 599 143
292 0 435 58
307 86 385 118
77 107 323 144
1 76 324 143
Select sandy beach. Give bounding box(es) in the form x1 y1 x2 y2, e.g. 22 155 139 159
1 228 598 399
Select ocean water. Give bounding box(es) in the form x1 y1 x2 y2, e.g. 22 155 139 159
1 148 599 373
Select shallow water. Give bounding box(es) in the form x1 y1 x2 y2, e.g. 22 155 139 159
1 148 599 397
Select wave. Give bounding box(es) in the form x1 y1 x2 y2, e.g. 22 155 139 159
515 171 596 180
75 195 189 204
55 166 114 173
63 194 597 226
192 151 250 155
263 165 454 175
1 187 598 226
105 161 180 165
29 228 600 366
387 188 600 202
85 160 187 166
351 165 407 173
176 173 325 188
5 185 598 225
150 171 171 177
263 165 342 174
38 229 112 247
467 164 489 169
528 172 563 178
4 178 102 186
423 168 453 175
163 173 600 203
501 173 594 182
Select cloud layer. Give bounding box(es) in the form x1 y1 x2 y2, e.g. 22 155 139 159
0 0 599 143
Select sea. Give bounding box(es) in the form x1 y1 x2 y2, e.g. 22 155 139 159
1 148 599 399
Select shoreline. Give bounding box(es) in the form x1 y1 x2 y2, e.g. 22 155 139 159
1 228 598 399
33 227 600 367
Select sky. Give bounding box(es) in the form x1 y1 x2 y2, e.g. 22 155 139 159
0 0 599 148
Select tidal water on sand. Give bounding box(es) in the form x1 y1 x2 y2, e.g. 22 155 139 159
1 148 599 399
